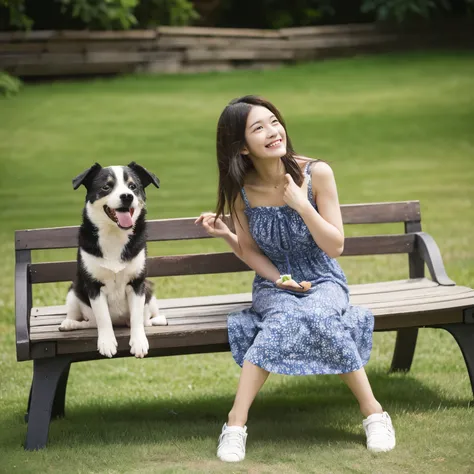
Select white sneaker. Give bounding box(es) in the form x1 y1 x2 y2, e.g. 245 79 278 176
217 423 247 462
363 411 396 453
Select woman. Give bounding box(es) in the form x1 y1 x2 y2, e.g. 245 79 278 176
195 96 395 462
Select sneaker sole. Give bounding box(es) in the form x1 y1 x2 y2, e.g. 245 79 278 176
218 454 245 462
367 442 396 453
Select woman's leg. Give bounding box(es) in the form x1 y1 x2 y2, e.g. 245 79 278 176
227 360 270 426
338 367 383 417
339 367 395 452
217 360 269 462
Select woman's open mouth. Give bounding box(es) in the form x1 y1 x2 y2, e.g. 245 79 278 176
266 139 283 148
103 205 135 229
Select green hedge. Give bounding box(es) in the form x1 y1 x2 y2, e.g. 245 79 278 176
0 0 473 30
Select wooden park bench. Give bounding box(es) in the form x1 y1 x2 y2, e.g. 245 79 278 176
15 200 474 450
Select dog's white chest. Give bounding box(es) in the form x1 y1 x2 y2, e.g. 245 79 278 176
80 248 146 319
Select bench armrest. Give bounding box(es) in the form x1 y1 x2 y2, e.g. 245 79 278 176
414 232 455 286
15 249 32 361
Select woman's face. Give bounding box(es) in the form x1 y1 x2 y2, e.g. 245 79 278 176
242 105 287 160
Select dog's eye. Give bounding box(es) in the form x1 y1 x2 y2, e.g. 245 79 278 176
102 184 111 191
128 183 137 191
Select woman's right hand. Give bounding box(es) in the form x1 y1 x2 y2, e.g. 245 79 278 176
195 212 231 238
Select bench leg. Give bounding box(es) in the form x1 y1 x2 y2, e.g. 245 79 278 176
439 323 474 397
25 361 71 422
24 357 72 451
51 362 71 419
389 328 419 372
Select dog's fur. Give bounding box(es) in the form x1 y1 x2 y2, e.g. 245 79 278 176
59 162 167 358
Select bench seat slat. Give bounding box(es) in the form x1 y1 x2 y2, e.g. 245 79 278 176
29 284 473 328
29 292 474 340
29 285 474 347
30 295 472 338
50 308 459 356
30 278 440 319
371 295 474 314
33 305 464 359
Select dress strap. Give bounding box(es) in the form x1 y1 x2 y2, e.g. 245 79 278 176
304 161 315 203
240 187 251 209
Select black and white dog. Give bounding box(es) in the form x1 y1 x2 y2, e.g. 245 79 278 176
59 162 167 358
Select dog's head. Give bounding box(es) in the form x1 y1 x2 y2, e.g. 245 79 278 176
72 162 160 231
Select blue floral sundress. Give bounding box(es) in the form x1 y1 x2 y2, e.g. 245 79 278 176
227 162 374 375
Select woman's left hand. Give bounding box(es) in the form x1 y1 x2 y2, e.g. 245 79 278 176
283 173 309 213
275 278 311 293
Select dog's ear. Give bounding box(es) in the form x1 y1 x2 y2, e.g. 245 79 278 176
72 163 102 190
127 162 160 189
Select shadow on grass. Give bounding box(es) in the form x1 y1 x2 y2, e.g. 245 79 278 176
4 369 472 450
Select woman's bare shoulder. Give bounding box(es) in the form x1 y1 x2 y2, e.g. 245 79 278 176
310 160 334 179
294 155 329 173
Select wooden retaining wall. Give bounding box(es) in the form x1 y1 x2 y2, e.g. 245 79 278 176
0 23 473 77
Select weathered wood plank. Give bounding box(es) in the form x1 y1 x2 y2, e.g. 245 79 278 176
186 48 294 61
85 51 148 64
15 201 421 250
32 305 458 357
369 294 474 311
0 31 55 41
157 26 281 38
31 314 231 330
354 286 472 304
28 235 415 284
1 51 159 66
47 321 229 342
280 24 378 37
1 53 85 66
30 284 473 328
371 296 474 315
31 290 474 332
0 42 47 53
341 201 420 224
29 306 466 356
30 278 443 318
373 309 463 330
0 30 155 42
158 36 291 50
287 34 400 50
29 290 474 339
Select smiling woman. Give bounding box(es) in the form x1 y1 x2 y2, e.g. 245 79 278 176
196 95 396 462
214 95 305 221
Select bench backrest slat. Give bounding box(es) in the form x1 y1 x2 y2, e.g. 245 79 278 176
29 234 415 284
15 201 420 251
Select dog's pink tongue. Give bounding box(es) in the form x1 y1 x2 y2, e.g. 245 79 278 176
115 211 133 228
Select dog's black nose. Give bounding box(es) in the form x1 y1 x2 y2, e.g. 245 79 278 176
120 193 134 207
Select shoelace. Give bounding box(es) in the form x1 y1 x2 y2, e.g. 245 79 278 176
367 416 393 440
219 430 245 451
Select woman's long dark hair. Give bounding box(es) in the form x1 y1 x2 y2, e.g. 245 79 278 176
215 95 305 220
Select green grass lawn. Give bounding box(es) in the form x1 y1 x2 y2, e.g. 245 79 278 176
1 51 474 473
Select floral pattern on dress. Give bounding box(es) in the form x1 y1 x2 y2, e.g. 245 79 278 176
227 162 374 375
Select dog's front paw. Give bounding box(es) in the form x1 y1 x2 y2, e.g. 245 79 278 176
59 318 91 331
59 319 77 331
150 314 167 326
97 334 118 358
129 332 149 359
